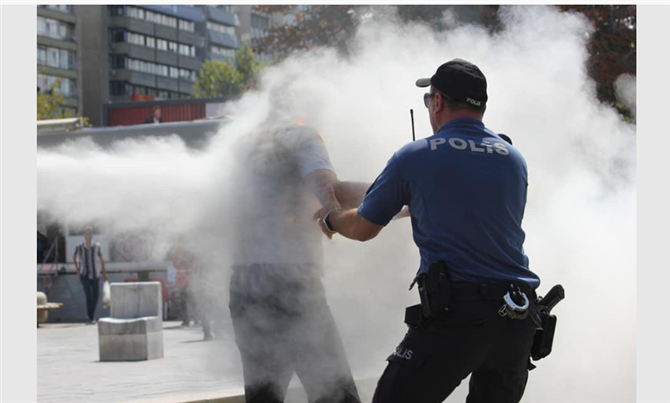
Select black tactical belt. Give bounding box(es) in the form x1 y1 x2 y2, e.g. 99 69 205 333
450 282 536 301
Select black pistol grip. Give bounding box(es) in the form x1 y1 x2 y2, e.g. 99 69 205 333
539 284 565 312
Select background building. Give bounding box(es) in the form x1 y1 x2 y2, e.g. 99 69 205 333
78 5 209 125
37 5 81 113
199 5 240 62
37 5 300 126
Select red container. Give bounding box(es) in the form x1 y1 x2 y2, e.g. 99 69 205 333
107 103 206 126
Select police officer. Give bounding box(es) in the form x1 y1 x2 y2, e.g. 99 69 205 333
315 59 541 403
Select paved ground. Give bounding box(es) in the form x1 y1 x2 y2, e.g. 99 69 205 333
37 321 382 403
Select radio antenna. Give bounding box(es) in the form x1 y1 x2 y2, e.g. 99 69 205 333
410 109 416 141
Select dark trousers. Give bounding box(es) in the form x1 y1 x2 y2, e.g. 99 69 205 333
79 276 100 321
372 298 537 403
229 264 361 403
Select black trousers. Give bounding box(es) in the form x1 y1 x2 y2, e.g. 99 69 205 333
79 276 100 321
229 264 361 403
372 298 537 403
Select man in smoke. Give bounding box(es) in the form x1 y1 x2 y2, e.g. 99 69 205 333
73 226 108 324
229 84 366 403
315 59 541 403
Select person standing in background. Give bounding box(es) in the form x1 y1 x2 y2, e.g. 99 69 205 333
73 226 108 324
143 106 162 124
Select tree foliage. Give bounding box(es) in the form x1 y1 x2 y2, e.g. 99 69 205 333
193 44 262 98
235 44 262 90
253 5 360 58
559 5 636 113
256 5 635 117
193 59 243 98
37 77 75 120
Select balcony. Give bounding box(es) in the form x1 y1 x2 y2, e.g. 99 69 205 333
206 7 238 27
207 31 239 49
109 16 155 37
112 69 156 88
156 76 180 92
110 43 156 62
178 56 201 71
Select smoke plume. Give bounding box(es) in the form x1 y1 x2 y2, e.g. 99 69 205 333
37 5 635 401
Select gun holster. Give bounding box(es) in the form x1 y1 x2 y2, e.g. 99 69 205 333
531 310 557 361
405 262 452 328
530 284 565 361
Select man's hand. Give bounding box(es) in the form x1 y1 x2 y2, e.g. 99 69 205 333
314 183 341 239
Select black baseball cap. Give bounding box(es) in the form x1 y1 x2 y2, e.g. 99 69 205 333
416 58 488 108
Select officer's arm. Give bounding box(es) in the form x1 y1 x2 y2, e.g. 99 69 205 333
304 169 369 209
326 208 383 242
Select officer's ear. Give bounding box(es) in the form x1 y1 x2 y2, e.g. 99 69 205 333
435 92 447 112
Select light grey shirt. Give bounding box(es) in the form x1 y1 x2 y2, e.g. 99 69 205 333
233 123 334 268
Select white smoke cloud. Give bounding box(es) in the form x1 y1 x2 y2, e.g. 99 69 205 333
615 73 637 117
37 5 635 401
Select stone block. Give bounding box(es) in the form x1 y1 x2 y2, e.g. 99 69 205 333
110 282 162 319
98 316 163 335
98 282 164 361
98 331 164 361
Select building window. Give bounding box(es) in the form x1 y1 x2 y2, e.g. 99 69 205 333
110 29 125 43
119 6 179 29
37 45 76 70
39 5 74 14
37 46 47 65
207 21 236 35
110 81 127 96
127 32 145 46
110 5 124 16
110 54 126 69
37 17 74 41
179 19 195 32
108 28 195 57
210 45 235 59
178 43 194 56
38 74 76 97
39 5 73 13
116 55 196 81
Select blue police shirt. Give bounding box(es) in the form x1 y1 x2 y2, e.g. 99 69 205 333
358 118 540 289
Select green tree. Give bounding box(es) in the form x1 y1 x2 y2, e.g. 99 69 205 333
235 44 261 90
193 59 244 98
37 77 75 120
254 5 361 58
559 5 636 112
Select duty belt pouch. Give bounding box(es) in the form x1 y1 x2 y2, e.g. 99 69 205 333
417 261 452 318
531 311 557 361
404 304 424 328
